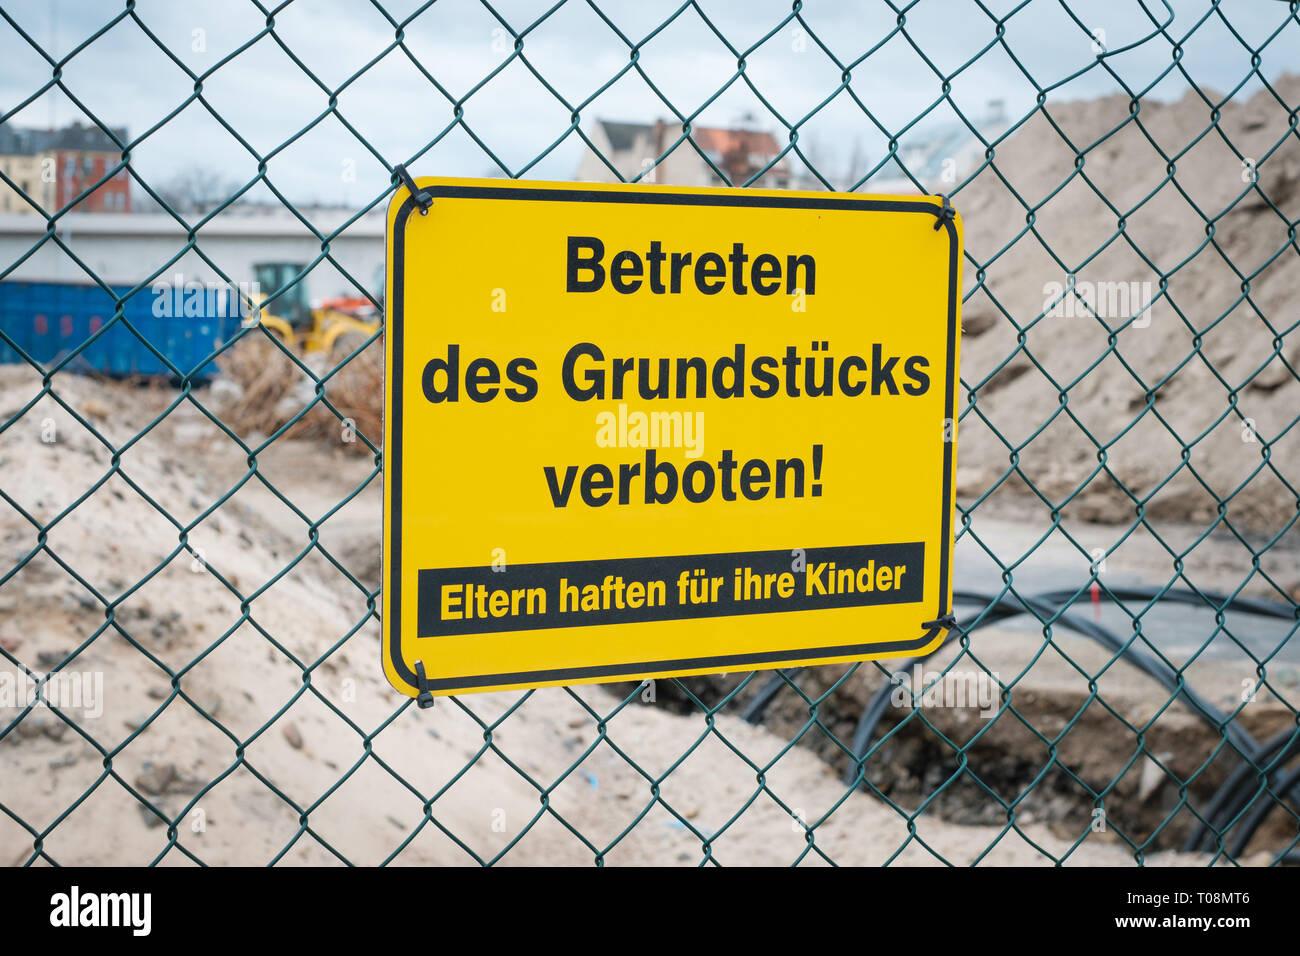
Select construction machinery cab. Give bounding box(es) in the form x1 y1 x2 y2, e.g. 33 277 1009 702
253 262 312 329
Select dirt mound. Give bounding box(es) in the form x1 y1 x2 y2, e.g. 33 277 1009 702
955 74 1300 532
206 333 383 456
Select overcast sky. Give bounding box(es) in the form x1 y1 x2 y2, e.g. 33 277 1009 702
2 0 1297 209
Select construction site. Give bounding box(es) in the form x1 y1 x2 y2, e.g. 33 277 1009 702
1 1 1298 870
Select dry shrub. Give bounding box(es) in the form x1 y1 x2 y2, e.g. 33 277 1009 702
212 331 382 453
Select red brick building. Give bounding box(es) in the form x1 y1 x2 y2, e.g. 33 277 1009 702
0 122 130 214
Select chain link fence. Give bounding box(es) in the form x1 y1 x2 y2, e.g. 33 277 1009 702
1 0 1298 865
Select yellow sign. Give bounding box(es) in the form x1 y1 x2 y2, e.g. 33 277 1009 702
383 177 961 699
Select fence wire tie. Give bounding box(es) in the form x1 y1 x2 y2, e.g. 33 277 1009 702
413 660 436 709
394 164 433 215
932 194 955 230
921 613 958 631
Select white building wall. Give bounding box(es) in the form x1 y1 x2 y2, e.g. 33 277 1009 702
575 125 716 187
0 212 385 302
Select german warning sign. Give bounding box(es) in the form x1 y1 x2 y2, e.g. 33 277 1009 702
383 177 962 699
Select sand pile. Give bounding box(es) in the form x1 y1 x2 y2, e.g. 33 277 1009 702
954 74 1300 532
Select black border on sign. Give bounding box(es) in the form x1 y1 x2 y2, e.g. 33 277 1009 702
385 183 960 694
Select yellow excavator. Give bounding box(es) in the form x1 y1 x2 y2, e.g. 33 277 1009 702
251 262 380 354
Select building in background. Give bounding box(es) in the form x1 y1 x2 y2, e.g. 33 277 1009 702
0 121 131 214
576 103 1010 194
577 118 791 188
0 208 383 297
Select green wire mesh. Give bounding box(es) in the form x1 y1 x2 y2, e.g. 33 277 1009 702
0 0 1298 866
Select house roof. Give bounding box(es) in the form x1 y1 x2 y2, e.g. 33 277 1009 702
598 120 782 157
598 121 652 152
596 119 785 175
691 126 782 159
0 122 126 156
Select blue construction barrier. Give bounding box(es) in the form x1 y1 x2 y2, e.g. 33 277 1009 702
0 280 243 380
